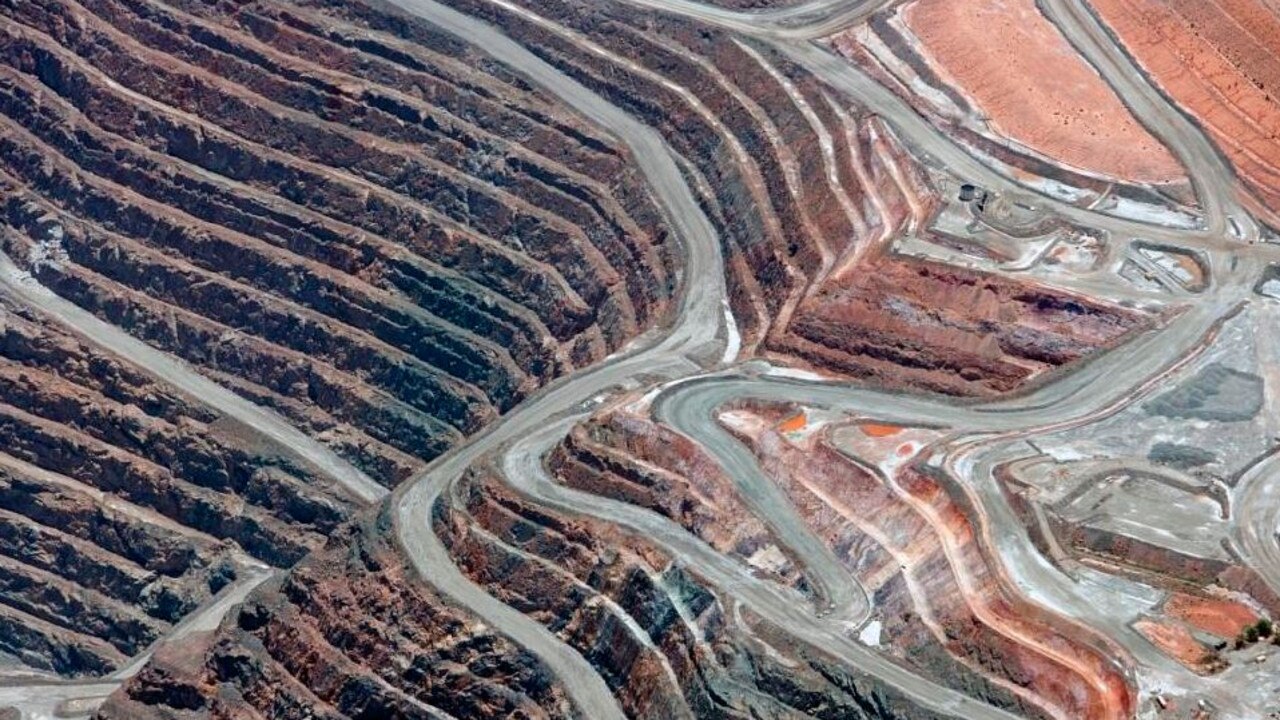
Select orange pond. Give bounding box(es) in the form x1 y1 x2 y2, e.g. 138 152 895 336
860 422 904 437
777 412 807 433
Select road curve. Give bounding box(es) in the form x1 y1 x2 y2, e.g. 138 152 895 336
1232 452 1280 595
774 41 1234 247
616 0 893 39
654 383 871 622
379 1 1280 716
380 0 1056 718
499 411 1025 720
1038 0 1251 239
0 0 1272 717
489 265 1239 712
382 1 727 718
605 0 1253 243
0 557 276 719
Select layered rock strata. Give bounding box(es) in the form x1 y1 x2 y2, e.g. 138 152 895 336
0 0 676 491
0 0 676 680
433 0 1150 393
98 513 580 720
0 298 329 675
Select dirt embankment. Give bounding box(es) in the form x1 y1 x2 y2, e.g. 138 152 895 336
0 0 680 680
98 515 580 720
0 0 679 496
778 255 1149 396
1089 0 1280 212
0 300 341 676
899 0 1185 185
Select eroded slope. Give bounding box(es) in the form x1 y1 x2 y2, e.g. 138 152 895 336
0 0 677 680
0 0 676 489
1087 0 1280 217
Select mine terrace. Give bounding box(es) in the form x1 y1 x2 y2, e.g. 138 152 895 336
1 0 1280 719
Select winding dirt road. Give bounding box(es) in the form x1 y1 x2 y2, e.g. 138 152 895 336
381 0 1280 718
4 0 1279 718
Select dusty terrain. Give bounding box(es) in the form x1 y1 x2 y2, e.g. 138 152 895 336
0 0 675 688
893 0 1184 185
781 253 1149 395
1088 0 1280 216
100 513 582 720
0 0 1279 719
824 6 1200 217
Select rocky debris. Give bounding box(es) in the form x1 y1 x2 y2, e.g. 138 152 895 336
1052 518 1280 616
998 457 1280 628
0 0 1183 715
99 511 579 720
1145 363 1265 422
781 256 1148 395
0 305 304 676
1164 592 1261 641
437 0 890 347
432 0 1145 395
1147 443 1219 471
827 6 1201 215
100 494 968 720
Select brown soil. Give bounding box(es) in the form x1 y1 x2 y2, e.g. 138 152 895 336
100 518 580 720
778 255 1149 396
1164 592 1260 639
1089 0 1280 211
898 0 1185 184
718 404 1136 719
1134 618 1216 671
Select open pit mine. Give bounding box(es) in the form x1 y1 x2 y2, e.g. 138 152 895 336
2 0 1280 719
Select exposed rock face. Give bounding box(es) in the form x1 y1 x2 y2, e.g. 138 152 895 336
437 0 879 347
823 5 1199 215
0 0 677 679
433 0 1150 392
1147 442 1218 470
781 256 1148 396
551 408 805 590
436 467 965 720
714 405 1135 720
0 300 311 676
98 512 580 720
0 0 676 491
99 486 964 720
0 0 1183 717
